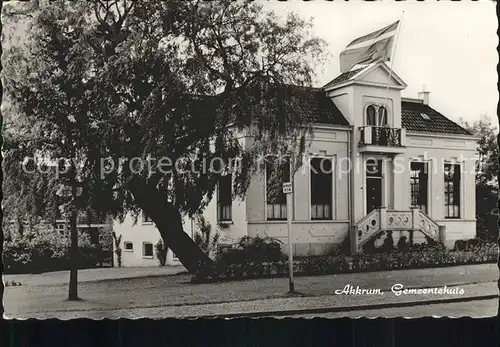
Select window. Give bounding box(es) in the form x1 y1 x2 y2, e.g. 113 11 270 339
217 174 232 221
366 105 388 126
55 223 66 235
143 242 154 257
310 158 333 220
124 241 133 251
142 212 153 224
410 162 428 213
444 163 460 218
366 159 383 177
266 159 290 220
366 105 377 126
378 107 388 126
420 113 430 120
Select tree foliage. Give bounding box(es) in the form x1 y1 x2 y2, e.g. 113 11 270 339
460 114 499 240
4 0 327 272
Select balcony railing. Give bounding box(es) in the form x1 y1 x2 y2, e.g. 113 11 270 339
359 126 405 147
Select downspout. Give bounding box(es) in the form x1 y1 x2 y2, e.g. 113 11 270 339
349 125 356 226
347 129 351 225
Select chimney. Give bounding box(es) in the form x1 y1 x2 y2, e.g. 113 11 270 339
418 85 430 105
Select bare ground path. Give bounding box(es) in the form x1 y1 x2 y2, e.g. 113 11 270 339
3 265 187 286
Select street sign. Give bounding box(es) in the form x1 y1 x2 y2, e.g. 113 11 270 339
284 181 294 294
283 182 293 194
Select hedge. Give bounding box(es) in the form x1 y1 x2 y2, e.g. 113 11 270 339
192 241 498 283
3 227 106 274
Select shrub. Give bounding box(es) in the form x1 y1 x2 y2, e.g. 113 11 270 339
155 239 167 266
381 231 395 252
454 238 498 254
192 240 498 283
397 236 409 252
3 226 99 274
217 235 285 264
193 215 220 259
112 232 122 268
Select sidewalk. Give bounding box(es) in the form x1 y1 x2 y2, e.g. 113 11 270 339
3 265 187 286
5 263 498 318
12 282 499 319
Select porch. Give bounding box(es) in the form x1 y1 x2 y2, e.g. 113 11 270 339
350 207 446 254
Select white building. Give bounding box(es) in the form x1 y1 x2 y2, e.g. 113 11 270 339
113 62 479 267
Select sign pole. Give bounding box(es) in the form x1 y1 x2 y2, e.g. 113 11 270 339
283 182 294 293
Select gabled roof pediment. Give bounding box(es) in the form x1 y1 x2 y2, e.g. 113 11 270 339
323 62 407 91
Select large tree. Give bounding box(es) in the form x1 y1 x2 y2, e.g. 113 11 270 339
4 1 115 300
1 0 43 313
4 0 326 275
460 114 499 241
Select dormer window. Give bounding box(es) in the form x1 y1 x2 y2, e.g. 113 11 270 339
366 104 388 126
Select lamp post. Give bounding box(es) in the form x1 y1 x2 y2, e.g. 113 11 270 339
283 182 294 293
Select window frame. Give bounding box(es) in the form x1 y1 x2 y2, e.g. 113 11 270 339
365 104 389 127
444 163 461 219
55 223 66 235
142 242 154 258
142 212 153 224
265 159 291 221
410 161 428 214
310 157 334 221
123 241 134 252
217 174 233 222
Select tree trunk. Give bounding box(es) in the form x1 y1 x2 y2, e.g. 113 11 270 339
0 0 3 318
127 175 213 273
497 132 500 317
68 184 79 301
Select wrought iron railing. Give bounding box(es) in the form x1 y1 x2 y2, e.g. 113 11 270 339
359 126 403 147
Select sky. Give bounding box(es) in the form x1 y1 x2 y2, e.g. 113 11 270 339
261 0 498 126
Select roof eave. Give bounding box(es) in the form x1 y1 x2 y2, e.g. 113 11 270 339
324 79 407 93
405 130 480 140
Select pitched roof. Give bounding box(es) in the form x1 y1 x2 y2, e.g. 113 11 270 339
322 67 365 89
187 85 350 127
401 101 472 136
283 86 350 126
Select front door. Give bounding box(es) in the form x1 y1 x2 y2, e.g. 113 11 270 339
366 159 383 214
366 177 382 213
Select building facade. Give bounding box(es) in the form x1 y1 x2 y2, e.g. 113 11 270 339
113 62 479 267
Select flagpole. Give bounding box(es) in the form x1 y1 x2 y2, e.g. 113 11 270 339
382 11 404 110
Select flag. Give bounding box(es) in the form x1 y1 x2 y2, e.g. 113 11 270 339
339 21 400 73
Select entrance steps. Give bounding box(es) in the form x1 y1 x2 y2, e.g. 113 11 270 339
350 207 445 254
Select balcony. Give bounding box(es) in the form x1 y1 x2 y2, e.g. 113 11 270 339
358 126 406 154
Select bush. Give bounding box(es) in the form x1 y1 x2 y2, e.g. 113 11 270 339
3 226 101 274
192 240 498 283
216 236 286 264
454 238 496 252
155 239 167 266
193 215 220 259
112 232 122 267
